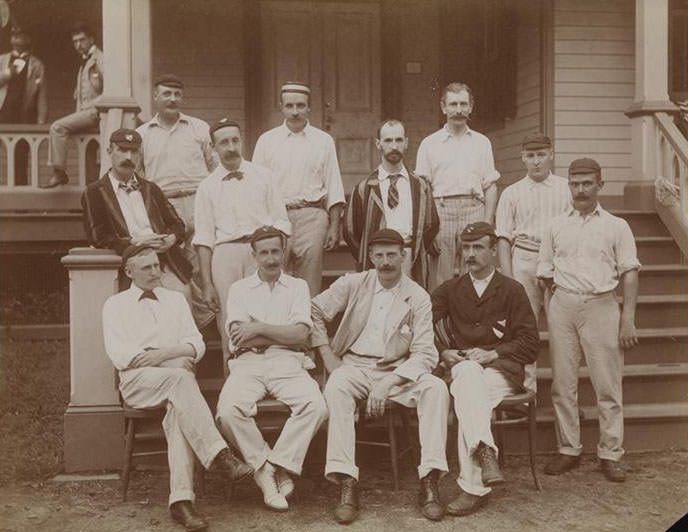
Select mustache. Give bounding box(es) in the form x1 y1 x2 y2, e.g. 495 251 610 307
119 161 135 168
379 265 395 271
223 151 240 158
450 112 470 119
574 195 588 200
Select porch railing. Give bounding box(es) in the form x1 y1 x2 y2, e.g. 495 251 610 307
0 124 100 212
653 112 688 259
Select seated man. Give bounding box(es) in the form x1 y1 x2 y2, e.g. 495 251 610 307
215 226 328 512
102 245 252 531
431 222 538 516
312 228 450 524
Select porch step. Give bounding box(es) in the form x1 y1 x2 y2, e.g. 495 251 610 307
635 236 682 264
608 210 670 237
636 264 688 295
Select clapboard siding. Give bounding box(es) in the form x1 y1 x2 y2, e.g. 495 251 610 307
553 0 634 184
151 0 245 128
488 4 543 187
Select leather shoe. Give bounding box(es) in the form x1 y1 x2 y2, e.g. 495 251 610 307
544 454 581 476
600 459 626 483
170 501 208 531
446 489 487 516
276 467 295 499
40 170 69 188
418 469 444 521
254 462 288 511
212 447 253 482
476 443 505 486
334 475 359 524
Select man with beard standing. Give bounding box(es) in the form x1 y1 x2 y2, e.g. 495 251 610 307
193 119 291 370
81 128 193 301
415 83 500 291
137 74 217 328
537 158 640 483
252 81 345 296
344 119 439 289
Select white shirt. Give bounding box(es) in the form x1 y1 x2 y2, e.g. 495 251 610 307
102 285 205 370
349 278 401 357
495 172 571 251
415 125 499 198
470 268 496 298
225 272 313 361
252 122 346 210
192 159 291 248
108 173 154 238
378 165 413 242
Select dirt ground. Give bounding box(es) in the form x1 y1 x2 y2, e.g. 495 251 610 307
1 453 686 532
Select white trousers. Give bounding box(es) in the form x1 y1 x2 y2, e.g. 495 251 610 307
118 367 227 506
511 246 550 393
450 361 517 496
215 354 328 475
548 290 624 461
323 363 449 482
286 207 329 297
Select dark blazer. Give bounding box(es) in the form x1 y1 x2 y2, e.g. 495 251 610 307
431 270 539 388
81 172 192 283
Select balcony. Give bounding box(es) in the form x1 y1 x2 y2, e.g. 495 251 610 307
0 124 98 250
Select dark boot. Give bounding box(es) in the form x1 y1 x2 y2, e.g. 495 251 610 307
600 459 626 483
334 475 359 524
446 489 488 517
211 447 253 482
418 469 444 521
475 442 505 486
544 454 581 476
170 501 208 531
40 169 69 188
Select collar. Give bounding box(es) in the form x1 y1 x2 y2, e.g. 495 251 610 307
377 165 409 182
11 51 30 59
149 112 190 128
469 267 496 286
129 284 160 299
525 172 554 188
374 275 402 295
108 171 138 189
567 202 603 218
279 120 311 138
218 158 248 177
441 123 472 142
247 271 289 289
82 44 97 60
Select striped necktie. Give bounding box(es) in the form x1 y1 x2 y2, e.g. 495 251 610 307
387 174 402 209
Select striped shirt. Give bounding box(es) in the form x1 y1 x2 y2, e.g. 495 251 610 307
495 173 571 252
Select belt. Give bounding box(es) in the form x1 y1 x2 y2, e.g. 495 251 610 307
555 285 615 298
514 244 538 253
435 193 480 200
165 189 196 199
286 198 326 210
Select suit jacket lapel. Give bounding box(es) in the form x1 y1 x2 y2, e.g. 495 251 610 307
98 174 129 236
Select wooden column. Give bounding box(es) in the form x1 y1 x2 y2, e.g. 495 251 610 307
61 248 123 472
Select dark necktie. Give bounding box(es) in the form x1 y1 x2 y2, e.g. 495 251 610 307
387 174 402 209
119 179 140 193
222 171 244 181
139 290 157 301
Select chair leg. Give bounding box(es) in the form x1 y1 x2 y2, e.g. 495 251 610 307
494 411 505 469
387 411 399 491
121 418 135 502
399 408 419 463
528 401 542 491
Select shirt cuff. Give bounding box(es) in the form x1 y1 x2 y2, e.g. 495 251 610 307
310 331 330 349
191 233 214 248
393 361 425 383
618 261 641 275
536 265 554 279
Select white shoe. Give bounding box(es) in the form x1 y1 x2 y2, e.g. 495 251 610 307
276 467 295 499
254 462 288 512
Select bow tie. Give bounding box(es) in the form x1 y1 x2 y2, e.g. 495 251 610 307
222 171 244 181
119 179 140 193
139 290 158 301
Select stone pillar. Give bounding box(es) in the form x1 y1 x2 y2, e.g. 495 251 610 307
625 0 678 204
61 248 123 472
95 0 146 172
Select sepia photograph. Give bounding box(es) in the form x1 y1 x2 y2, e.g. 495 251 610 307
0 0 686 530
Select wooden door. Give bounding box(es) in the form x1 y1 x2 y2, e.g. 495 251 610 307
258 1 382 193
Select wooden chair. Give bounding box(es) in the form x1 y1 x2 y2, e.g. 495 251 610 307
492 389 542 491
355 400 420 491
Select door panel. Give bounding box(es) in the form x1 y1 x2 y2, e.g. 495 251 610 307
258 1 381 193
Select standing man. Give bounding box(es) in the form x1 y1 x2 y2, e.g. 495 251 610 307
312 229 449 524
431 222 539 516
0 26 48 185
344 119 439 289
252 81 346 296
102 245 252 531
215 226 328 512
137 74 217 328
416 83 500 291
537 158 640 482
193 118 291 369
43 23 103 188
495 132 571 392
81 128 193 301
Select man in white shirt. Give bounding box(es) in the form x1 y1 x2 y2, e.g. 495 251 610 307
344 119 439 289
193 118 291 370
253 81 346 296
137 74 218 329
495 132 571 392
415 83 500 291
312 229 449 524
215 226 328 512
102 245 252 531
